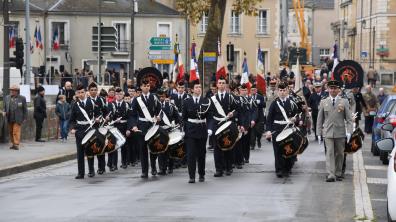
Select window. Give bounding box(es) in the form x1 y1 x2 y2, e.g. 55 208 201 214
157 23 171 37
115 23 128 52
200 11 209 33
320 48 331 56
230 10 241 34
51 21 68 46
257 10 268 34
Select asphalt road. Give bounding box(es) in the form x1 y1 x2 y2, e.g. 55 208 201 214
0 136 356 222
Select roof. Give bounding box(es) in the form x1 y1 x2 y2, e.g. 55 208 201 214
1 0 181 16
288 0 334 9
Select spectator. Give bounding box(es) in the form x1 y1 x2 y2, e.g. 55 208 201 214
99 88 108 98
57 81 75 104
302 80 312 101
79 72 89 89
61 70 73 87
363 85 380 134
107 87 115 103
266 72 271 86
34 86 47 142
366 66 378 88
352 87 367 127
55 95 71 142
377 88 387 105
3 85 28 150
123 79 134 93
280 67 288 80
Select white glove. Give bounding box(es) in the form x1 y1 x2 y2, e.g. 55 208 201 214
208 129 213 136
346 133 351 143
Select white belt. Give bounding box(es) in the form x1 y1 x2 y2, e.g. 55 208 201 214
77 121 90 125
119 120 127 123
274 120 289 124
213 116 227 121
188 118 206 124
139 117 151 122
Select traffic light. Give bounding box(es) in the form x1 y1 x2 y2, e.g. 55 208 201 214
14 38 24 69
227 42 234 62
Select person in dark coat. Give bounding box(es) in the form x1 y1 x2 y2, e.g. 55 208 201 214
56 81 75 104
34 86 47 142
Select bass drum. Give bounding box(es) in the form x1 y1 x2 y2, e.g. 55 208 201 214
82 129 106 158
215 121 239 151
168 131 186 160
275 127 306 158
145 125 170 154
344 127 364 154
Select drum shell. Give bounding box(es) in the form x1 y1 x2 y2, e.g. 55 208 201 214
168 139 186 160
344 128 364 154
275 127 305 158
147 127 170 154
216 121 239 151
83 129 106 157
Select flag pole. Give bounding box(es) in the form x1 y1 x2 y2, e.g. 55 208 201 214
202 49 205 95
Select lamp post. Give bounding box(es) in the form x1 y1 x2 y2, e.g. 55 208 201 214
362 19 375 68
97 0 102 84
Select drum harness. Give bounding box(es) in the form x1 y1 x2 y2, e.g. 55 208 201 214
211 94 235 125
274 100 299 134
76 100 101 133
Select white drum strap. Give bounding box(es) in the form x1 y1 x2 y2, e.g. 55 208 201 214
160 110 172 127
211 95 226 118
78 103 93 125
137 97 154 122
276 101 290 123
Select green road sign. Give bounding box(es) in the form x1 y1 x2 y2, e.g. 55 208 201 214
150 37 171 46
149 45 172 50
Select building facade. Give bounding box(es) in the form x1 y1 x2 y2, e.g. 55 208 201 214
1 0 187 85
332 0 396 85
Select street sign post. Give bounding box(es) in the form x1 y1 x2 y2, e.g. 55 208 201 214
150 37 171 46
149 45 172 51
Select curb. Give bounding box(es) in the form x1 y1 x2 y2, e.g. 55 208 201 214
0 152 76 178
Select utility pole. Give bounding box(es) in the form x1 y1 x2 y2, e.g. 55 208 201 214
25 0 31 85
130 0 137 79
3 0 10 95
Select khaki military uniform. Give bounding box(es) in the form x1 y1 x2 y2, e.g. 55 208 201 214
316 96 353 179
265 89 278 116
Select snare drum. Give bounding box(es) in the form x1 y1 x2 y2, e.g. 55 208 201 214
168 131 186 160
215 121 239 151
275 127 306 158
145 125 170 154
82 129 106 157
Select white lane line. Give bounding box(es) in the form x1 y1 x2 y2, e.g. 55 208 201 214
365 165 388 171
371 198 387 202
353 149 374 221
367 177 388 185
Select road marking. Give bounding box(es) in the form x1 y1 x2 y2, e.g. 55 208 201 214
365 165 388 171
371 198 387 202
353 149 374 222
367 177 388 185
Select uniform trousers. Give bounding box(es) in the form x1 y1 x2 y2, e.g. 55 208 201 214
214 145 233 172
138 135 158 174
75 135 86 176
234 139 244 166
324 137 345 178
311 111 318 138
272 132 292 174
242 130 251 161
250 122 264 148
186 137 206 179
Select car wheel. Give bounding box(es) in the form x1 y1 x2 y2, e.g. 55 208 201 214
372 140 380 156
380 151 389 165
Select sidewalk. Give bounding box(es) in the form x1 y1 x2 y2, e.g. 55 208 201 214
0 137 76 177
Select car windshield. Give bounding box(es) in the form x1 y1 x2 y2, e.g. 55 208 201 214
378 98 396 114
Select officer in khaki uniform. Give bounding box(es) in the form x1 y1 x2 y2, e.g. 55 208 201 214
265 79 278 116
316 80 353 182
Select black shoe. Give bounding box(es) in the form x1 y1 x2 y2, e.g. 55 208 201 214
245 160 249 164
336 176 343 181
113 166 118 171
9 145 19 150
181 164 187 168
282 171 289 178
35 139 46 142
276 172 283 178
151 169 157 176
158 170 167 175
199 176 205 182
167 169 173 174
214 171 223 177
75 174 84 179
97 169 105 175
326 177 336 182
236 164 243 169
120 164 127 169
225 170 233 176
257 141 261 148
250 146 255 150
88 172 95 178
188 178 195 183
140 173 148 178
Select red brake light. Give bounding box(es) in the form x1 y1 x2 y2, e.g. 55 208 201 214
376 117 385 123
389 117 396 127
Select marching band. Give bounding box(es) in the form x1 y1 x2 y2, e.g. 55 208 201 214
71 66 364 183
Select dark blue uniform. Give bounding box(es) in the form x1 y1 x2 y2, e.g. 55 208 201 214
183 96 211 180
69 98 100 177
308 91 327 139
90 96 108 173
249 93 265 149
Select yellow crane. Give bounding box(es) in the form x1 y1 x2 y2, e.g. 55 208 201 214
292 0 311 60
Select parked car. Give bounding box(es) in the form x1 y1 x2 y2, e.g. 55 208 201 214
372 95 396 156
380 104 396 164
376 124 396 222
